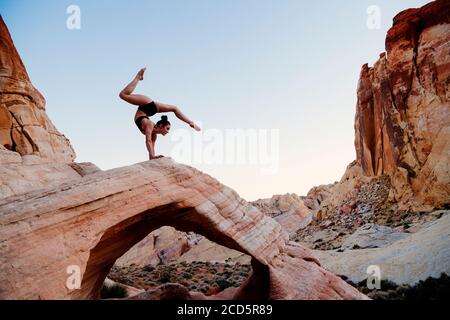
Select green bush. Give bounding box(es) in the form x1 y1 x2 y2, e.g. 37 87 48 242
143 265 155 272
100 283 128 299
215 279 232 290
344 273 450 300
159 272 171 283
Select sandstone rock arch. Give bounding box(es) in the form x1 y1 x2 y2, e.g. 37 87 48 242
80 193 269 300
0 159 366 300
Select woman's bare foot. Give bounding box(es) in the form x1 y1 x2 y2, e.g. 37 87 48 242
136 67 146 81
190 122 201 131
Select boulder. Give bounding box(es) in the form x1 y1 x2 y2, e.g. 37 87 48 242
341 223 409 250
115 226 191 267
251 193 312 235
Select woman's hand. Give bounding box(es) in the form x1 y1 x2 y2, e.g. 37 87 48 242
150 155 164 160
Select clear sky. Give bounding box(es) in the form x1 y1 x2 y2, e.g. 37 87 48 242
1 0 431 201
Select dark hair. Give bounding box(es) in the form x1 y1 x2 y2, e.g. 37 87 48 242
156 115 170 127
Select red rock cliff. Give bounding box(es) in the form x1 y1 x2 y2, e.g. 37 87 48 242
354 0 450 211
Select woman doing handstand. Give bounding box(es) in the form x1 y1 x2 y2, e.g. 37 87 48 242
119 68 201 160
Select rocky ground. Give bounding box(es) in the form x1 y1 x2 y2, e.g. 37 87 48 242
291 175 445 250
108 261 252 297
342 273 450 300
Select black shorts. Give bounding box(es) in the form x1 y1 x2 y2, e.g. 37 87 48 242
138 101 158 117
135 101 158 134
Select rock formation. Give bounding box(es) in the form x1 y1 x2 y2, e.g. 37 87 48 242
0 16 75 165
114 226 191 267
0 15 366 300
286 3 450 289
354 0 450 211
340 223 409 250
175 236 251 265
252 193 312 235
304 0 450 219
0 15 87 200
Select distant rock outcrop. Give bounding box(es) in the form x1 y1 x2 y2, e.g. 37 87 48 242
114 226 191 267
252 193 312 235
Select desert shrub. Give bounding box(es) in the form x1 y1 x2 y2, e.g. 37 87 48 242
143 265 155 272
159 271 171 283
215 278 232 290
344 273 450 300
100 283 128 299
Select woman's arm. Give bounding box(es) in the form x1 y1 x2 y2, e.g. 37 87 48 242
145 122 158 160
151 132 157 153
146 136 156 160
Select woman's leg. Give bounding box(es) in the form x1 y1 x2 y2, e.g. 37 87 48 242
155 102 201 131
119 68 152 106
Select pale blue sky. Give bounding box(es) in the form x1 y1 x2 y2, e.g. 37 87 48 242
1 0 430 201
